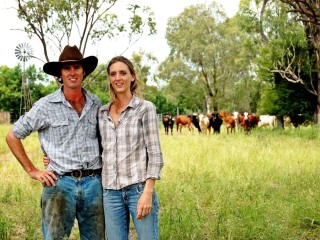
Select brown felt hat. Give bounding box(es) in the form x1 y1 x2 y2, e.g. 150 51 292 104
43 45 98 78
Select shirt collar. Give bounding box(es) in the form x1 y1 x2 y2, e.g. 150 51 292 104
102 95 141 113
48 86 95 104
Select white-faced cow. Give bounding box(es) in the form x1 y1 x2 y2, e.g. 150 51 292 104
235 112 260 133
199 114 210 134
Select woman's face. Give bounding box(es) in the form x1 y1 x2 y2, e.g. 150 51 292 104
108 61 135 95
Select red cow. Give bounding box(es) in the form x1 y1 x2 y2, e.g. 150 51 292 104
175 114 201 134
219 111 236 134
239 112 260 133
248 113 260 128
176 115 193 133
236 112 245 131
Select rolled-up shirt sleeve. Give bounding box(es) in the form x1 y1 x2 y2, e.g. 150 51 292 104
13 101 48 139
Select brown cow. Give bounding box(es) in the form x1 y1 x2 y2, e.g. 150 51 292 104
248 113 260 128
175 115 201 133
219 111 236 134
238 112 260 133
176 115 192 133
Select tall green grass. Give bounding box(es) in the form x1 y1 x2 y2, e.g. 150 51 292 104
1 124 320 239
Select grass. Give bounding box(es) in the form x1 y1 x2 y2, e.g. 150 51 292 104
1 124 320 239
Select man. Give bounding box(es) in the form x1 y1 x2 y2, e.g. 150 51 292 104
5 45 105 239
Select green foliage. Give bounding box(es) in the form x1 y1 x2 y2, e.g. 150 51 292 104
0 65 22 120
275 75 316 121
238 0 317 120
163 2 262 113
256 17 316 119
84 64 110 105
157 57 204 114
257 83 280 114
0 64 58 121
144 86 177 115
131 50 158 85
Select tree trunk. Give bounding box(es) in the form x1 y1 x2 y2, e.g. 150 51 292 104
276 116 284 129
316 41 320 124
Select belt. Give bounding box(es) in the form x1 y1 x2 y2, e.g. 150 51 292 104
61 168 102 178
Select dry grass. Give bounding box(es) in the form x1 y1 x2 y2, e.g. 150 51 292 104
1 124 320 239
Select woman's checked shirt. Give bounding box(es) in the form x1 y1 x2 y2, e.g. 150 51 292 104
98 96 164 190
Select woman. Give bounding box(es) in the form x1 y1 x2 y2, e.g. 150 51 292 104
98 56 164 239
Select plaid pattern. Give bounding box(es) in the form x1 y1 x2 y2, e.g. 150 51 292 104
99 96 164 190
13 87 102 175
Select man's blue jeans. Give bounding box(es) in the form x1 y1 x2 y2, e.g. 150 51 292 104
41 174 105 240
103 182 160 240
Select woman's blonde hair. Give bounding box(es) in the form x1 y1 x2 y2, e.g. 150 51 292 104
107 56 142 100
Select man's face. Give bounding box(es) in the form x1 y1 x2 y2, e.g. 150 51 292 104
60 63 85 90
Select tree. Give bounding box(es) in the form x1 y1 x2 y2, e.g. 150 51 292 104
0 64 57 121
238 0 316 125
16 0 156 62
131 50 158 85
164 2 259 114
166 2 227 112
157 56 204 114
83 63 109 105
0 65 22 121
256 0 320 123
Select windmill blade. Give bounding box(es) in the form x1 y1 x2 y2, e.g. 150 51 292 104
15 43 33 62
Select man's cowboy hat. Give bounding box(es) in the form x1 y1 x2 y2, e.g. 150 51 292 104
43 45 98 78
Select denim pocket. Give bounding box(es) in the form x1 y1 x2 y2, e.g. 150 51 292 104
135 182 146 195
42 185 59 196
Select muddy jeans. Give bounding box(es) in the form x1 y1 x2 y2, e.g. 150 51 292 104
41 174 105 240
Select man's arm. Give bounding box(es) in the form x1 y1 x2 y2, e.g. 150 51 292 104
5 129 57 187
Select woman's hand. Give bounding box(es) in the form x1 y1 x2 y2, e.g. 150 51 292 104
136 179 155 219
136 191 153 219
43 156 50 167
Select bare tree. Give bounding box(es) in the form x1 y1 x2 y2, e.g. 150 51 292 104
261 0 320 123
16 0 156 62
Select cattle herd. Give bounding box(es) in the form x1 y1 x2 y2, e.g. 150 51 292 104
161 111 301 135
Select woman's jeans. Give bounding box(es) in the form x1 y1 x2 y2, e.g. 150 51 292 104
103 182 160 240
41 174 105 240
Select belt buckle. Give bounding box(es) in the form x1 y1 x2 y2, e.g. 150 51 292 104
71 170 82 178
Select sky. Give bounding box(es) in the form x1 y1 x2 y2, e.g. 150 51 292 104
0 0 240 69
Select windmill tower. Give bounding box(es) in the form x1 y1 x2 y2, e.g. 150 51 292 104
15 43 33 116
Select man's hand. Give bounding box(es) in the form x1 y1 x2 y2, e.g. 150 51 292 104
29 169 57 187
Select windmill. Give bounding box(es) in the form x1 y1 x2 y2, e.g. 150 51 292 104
15 43 33 116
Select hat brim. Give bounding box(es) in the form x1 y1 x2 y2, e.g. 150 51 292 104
43 56 98 78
